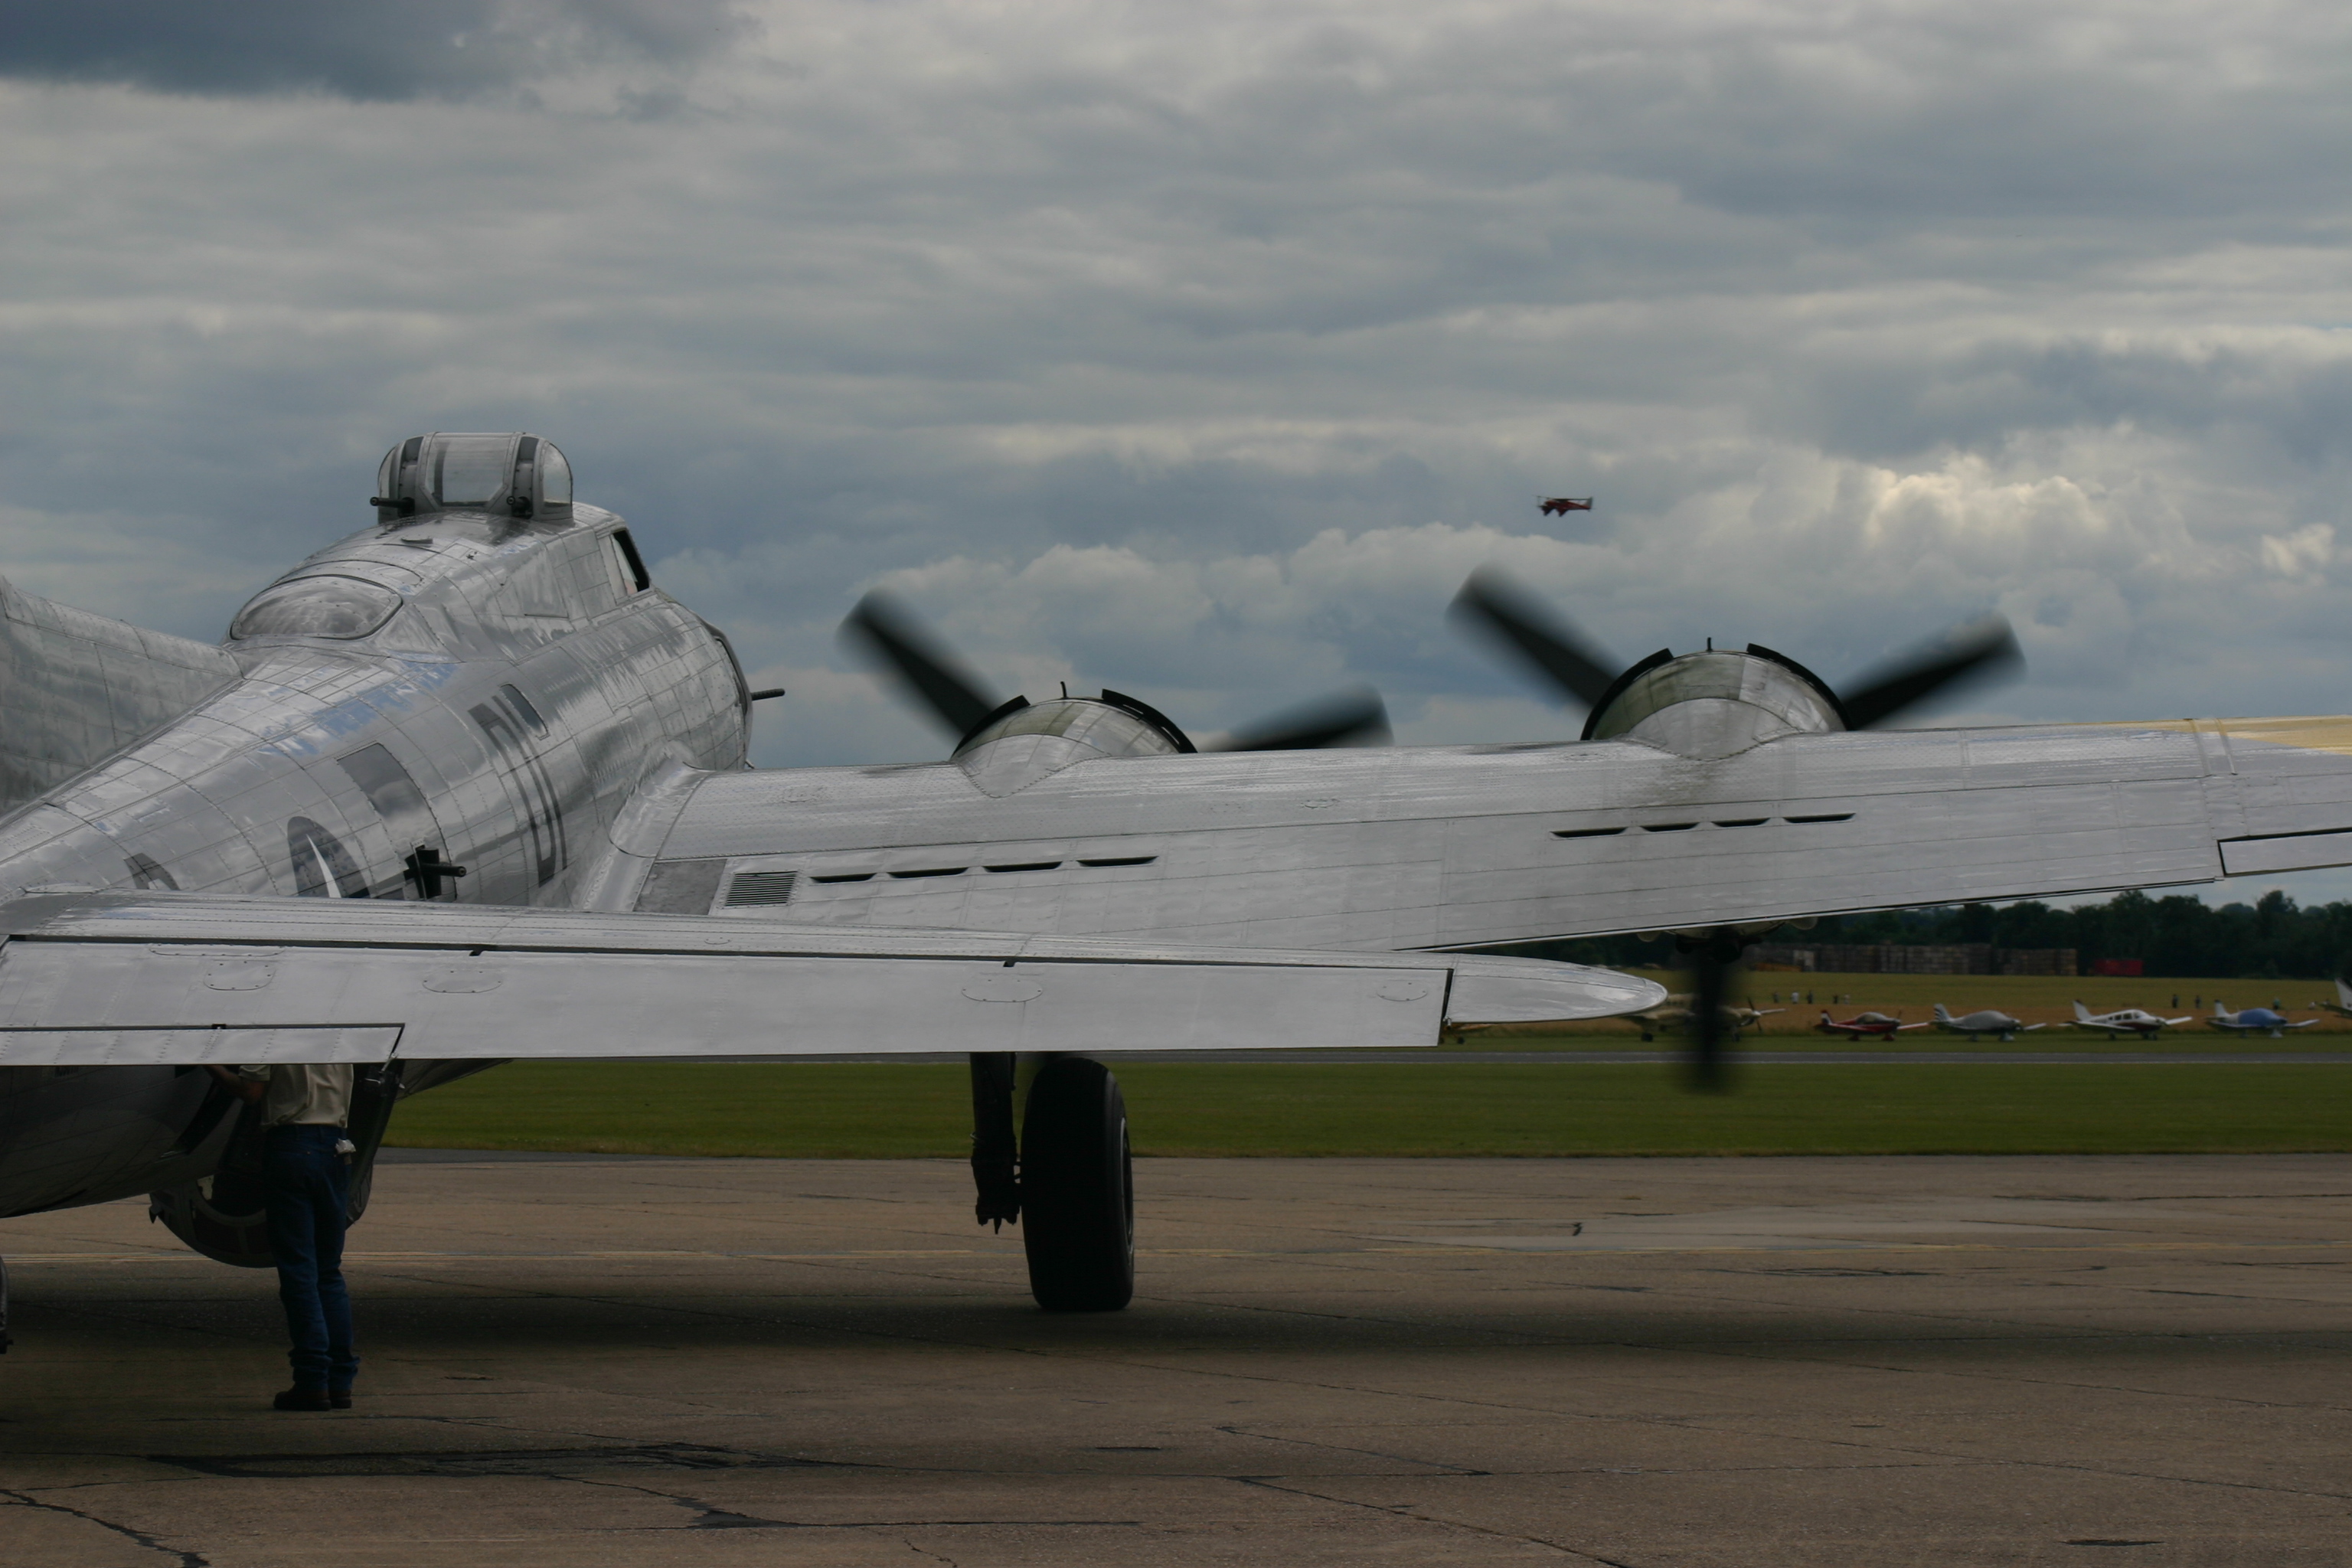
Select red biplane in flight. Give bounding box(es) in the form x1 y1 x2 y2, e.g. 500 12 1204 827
1538 496 1593 516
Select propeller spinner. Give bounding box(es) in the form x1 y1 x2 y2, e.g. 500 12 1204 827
1449 567 2024 1089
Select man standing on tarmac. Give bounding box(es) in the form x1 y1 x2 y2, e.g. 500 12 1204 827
207 1062 360 1410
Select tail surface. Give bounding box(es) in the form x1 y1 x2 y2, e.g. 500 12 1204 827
2073 1000 2094 1022
0 577 238 812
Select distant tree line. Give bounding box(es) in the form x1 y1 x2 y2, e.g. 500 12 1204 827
1518 889 2352 982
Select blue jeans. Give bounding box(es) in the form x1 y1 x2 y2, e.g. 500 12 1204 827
263 1125 358 1390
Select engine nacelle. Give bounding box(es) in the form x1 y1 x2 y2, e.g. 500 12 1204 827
1584 645 1846 759
952 689 1193 796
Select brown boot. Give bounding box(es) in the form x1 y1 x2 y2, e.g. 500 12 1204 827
273 1386 332 1411
329 1387 353 1409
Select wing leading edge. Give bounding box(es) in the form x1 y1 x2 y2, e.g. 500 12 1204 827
0 893 1660 1065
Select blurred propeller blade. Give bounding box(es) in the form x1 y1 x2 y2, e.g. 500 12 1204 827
1210 686 1392 753
840 592 1004 740
1838 616 2023 730
1448 568 1622 709
1683 928 1742 1093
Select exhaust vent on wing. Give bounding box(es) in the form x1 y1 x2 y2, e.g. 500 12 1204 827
724 871 799 907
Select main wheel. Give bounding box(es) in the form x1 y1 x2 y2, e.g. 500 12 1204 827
1021 1057 1134 1312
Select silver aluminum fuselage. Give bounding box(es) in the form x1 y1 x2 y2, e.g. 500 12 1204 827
0 505 746 1217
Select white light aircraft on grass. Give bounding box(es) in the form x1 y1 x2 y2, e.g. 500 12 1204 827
2066 1001 2195 1039
15 432 2352 1336
1929 1004 2046 1042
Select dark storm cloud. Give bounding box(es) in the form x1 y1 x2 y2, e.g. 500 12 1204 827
0 0 749 100
1756 334 2352 478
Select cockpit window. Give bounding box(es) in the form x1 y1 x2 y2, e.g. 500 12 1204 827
432 435 514 508
608 529 650 593
230 576 403 640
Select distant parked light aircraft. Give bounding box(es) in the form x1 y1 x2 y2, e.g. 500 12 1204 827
2066 1001 2194 1039
1929 1004 2045 1042
1814 1010 1928 1040
2311 979 2352 1019
2203 1001 2318 1037
1622 995 1783 1043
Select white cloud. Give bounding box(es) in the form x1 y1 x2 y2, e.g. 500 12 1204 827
8 0 2352 913
2260 521 2334 577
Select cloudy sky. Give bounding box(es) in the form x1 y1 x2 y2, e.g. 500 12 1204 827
7 0 2352 901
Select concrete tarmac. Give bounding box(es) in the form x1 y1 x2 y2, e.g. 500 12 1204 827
4 1152 2350 1566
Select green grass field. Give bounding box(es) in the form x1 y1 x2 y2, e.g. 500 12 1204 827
383 1060 2352 1159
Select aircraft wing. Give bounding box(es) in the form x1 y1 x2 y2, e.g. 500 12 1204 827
614 715 2352 946
0 893 1661 1067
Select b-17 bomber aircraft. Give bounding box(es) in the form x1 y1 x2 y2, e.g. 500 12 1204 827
2203 1001 2319 1037
13 433 2352 1333
1930 1004 2046 1042
0 432 1653 1332
2066 1001 2195 1039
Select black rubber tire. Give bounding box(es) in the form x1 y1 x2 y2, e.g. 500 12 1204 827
1021 1057 1135 1312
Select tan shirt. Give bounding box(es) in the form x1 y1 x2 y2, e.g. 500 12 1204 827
234 1063 354 1128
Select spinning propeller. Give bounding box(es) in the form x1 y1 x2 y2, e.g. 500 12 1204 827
1449 568 2022 737
843 592 1390 756
1449 567 2024 1089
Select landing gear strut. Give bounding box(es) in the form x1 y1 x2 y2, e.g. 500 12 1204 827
969 1053 1020 1230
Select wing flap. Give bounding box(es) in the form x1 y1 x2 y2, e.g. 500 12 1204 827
0 893 1660 1063
0 1027 400 1067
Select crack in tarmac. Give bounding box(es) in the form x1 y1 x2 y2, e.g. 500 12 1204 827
1233 1475 1635 1563
2 1488 208 1566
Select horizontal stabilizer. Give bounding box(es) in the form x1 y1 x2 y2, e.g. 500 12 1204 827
0 579 240 810
0 893 1663 1065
